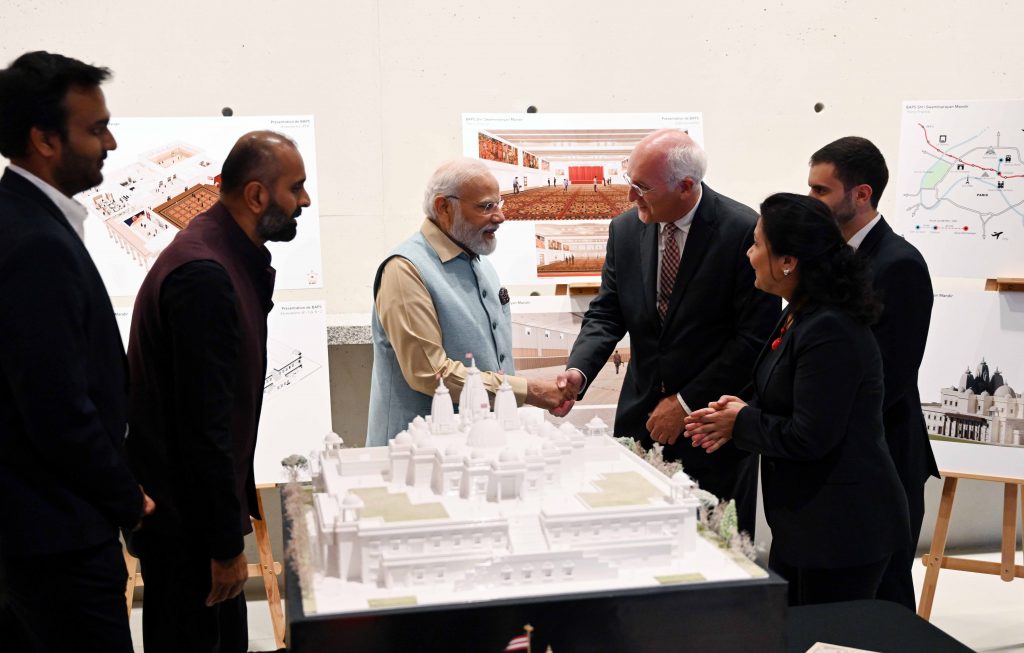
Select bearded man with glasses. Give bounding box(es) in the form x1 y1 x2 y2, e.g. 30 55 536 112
367 159 573 446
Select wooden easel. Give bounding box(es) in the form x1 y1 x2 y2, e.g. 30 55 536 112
123 484 286 649
917 471 1024 620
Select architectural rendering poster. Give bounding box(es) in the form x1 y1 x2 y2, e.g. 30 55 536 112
256 300 332 484
895 100 1024 278
114 301 332 485
77 115 323 296
509 294 628 429
462 112 704 285
917 290 1024 478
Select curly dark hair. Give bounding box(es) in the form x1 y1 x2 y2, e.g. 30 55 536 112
0 51 110 159
759 193 880 325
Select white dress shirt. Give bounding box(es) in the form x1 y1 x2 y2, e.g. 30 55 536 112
847 212 882 251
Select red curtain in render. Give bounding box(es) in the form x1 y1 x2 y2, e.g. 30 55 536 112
568 166 604 184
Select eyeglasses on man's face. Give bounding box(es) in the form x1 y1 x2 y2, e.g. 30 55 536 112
622 173 656 197
446 195 505 214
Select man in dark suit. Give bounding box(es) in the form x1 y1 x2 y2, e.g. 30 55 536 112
0 51 152 652
808 136 939 611
557 129 780 534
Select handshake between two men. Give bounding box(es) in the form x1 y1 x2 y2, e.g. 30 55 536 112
525 365 748 457
524 369 586 418
524 364 732 445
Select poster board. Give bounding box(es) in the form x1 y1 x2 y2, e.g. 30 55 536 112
895 100 1024 279
77 115 323 295
89 115 332 484
916 289 1024 477
462 112 703 285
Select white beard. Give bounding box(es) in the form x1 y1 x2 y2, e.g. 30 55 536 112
450 205 497 255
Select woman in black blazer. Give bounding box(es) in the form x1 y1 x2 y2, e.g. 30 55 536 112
684 193 910 606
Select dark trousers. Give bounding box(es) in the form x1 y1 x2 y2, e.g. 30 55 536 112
876 480 926 611
133 529 247 653
770 548 891 607
1 537 133 653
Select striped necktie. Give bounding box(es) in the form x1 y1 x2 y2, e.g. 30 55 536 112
658 222 680 322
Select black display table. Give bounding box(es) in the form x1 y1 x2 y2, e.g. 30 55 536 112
284 508 975 653
283 505 787 653
286 567 788 652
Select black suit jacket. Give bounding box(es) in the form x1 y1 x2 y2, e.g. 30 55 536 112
858 217 939 491
733 306 910 568
0 169 142 557
567 183 780 480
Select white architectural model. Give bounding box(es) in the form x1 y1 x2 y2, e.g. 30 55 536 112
922 358 1024 447
299 362 762 615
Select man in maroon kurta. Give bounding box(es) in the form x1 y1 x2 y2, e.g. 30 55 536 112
126 131 310 653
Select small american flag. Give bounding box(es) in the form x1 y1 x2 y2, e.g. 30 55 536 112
504 634 529 651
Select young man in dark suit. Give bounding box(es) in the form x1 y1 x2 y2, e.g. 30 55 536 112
808 136 940 611
556 129 780 534
0 51 153 652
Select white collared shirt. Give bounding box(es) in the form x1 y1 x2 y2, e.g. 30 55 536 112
847 212 882 251
6 165 89 241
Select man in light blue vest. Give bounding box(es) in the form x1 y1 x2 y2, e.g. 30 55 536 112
367 159 571 446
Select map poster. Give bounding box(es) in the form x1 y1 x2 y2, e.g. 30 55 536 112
917 290 1024 478
77 115 323 296
462 113 704 285
895 100 1024 278
114 301 332 484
